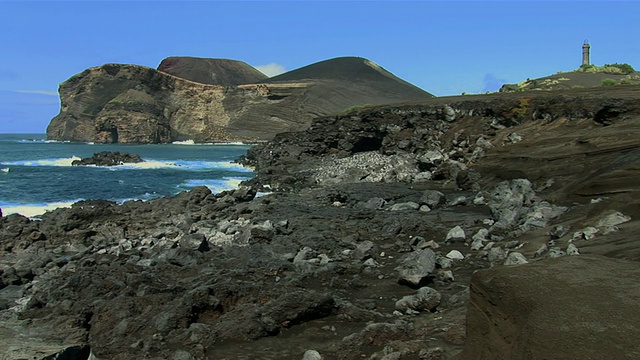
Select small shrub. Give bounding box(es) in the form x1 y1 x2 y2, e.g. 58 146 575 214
605 63 635 74
602 78 617 87
344 104 371 113
578 63 636 75
511 97 531 118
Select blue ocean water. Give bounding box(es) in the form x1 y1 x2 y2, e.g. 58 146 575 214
0 134 254 216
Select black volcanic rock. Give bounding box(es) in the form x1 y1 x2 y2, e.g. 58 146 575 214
8 87 640 358
46 57 434 144
71 151 144 166
157 56 268 85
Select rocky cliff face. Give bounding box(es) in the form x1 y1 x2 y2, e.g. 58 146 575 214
46 57 434 143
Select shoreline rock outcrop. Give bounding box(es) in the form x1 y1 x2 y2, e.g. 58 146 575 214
4 85 640 358
71 151 144 166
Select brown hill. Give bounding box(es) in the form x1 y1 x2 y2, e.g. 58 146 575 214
46 57 434 143
157 57 268 85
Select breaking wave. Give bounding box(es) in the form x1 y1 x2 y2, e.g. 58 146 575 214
1 157 252 172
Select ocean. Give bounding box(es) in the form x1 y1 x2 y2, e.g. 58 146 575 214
0 133 254 217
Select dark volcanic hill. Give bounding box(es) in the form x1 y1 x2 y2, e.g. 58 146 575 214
46 57 434 143
266 56 429 95
157 57 268 85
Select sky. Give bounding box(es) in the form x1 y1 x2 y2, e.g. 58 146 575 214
1 1 639 133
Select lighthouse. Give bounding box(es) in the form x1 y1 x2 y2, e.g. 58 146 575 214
582 41 590 66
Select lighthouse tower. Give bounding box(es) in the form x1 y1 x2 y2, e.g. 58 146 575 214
582 40 591 66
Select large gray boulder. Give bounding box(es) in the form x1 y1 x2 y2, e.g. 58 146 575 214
395 249 437 287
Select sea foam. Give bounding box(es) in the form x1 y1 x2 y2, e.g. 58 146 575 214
1 157 252 172
0 200 80 217
178 177 248 193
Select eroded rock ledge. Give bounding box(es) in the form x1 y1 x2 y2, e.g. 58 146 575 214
454 255 640 360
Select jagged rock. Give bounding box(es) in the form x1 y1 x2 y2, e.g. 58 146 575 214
179 233 209 252
420 190 446 208
396 249 437 287
455 255 640 360
356 197 387 210
395 287 442 313
470 229 489 251
71 151 143 166
549 225 570 239
487 179 535 231
507 132 522 143
566 243 580 255
487 247 507 265
389 202 420 211
503 252 528 265
596 211 631 234
445 250 465 260
445 226 465 243
417 150 445 169
572 227 599 241
533 243 548 258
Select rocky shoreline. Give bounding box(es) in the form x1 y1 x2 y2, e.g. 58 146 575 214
2 86 640 359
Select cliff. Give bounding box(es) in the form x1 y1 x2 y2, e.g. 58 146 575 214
46 57 434 143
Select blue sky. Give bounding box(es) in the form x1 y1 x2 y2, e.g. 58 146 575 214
1 1 639 133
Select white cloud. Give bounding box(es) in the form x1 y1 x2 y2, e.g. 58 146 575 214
16 90 58 96
255 63 286 77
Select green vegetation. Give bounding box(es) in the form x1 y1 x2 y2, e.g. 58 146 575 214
344 104 371 113
578 63 636 75
602 78 618 87
510 97 531 118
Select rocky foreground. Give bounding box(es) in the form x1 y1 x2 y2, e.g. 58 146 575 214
3 86 640 359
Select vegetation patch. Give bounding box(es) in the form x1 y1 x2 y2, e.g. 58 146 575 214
344 104 371 113
510 97 531 119
578 63 636 75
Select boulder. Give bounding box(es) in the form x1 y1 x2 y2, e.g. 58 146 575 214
395 286 441 313
395 249 437 287
454 255 640 360
487 179 535 230
445 226 465 243
420 190 446 208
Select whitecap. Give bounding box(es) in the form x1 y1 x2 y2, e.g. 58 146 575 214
2 156 82 167
172 139 196 145
113 159 253 172
0 199 82 217
178 177 249 193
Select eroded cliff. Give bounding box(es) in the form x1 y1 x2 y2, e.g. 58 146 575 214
46 57 434 143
